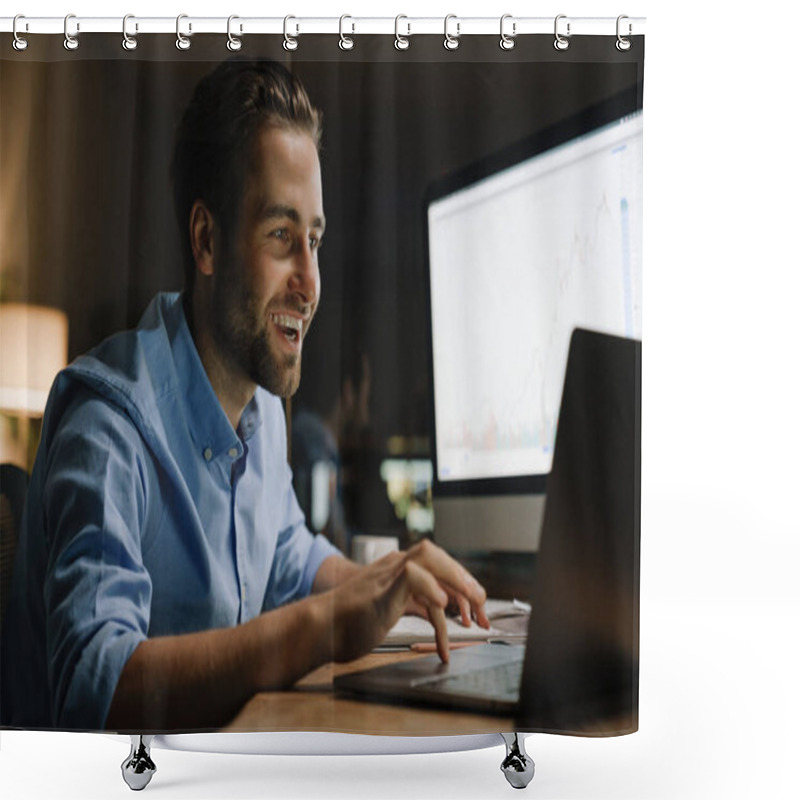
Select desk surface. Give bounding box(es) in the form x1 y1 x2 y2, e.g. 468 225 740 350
224 651 514 736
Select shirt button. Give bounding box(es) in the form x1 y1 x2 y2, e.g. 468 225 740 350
203 448 213 461
228 447 238 458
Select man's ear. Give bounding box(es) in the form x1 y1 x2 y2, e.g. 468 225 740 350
189 200 216 277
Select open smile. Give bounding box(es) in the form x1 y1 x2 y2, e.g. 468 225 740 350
269 312 305 350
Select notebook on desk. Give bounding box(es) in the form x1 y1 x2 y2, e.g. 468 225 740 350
335 329 641 732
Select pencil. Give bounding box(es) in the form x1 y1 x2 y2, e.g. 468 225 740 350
409 641 482 653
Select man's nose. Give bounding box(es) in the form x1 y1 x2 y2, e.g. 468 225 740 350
289 239 319 304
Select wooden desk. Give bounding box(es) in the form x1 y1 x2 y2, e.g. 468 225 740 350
224 650 514 736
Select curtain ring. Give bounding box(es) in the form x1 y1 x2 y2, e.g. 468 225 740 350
616 15 632 51
176 14 191 50
554 14 570 51
122 14 138 51
394 15 410 51
444 14 460 51
227 15 242 51
63 13 79 51
339 15 355 50
283 15 299 51
500 14 516 50
12 15 28 51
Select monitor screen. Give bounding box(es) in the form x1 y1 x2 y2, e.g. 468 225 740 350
427 108 643 487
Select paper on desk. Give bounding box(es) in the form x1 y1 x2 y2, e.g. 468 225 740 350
484 598 531 620
380 598 530 647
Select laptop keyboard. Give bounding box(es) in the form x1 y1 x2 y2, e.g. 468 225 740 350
420 659 523 703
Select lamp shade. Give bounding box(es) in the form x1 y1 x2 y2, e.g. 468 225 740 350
0 303 68 416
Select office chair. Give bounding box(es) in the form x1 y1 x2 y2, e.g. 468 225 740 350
0 463 28 630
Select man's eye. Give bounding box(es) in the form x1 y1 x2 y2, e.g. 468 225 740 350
271 228 291 243
309 235 322 251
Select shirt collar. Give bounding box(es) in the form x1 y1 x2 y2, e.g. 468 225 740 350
167 294 262 463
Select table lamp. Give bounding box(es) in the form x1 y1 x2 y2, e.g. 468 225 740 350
0 303 68 466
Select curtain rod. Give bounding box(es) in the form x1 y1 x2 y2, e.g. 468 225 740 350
1 15 646 38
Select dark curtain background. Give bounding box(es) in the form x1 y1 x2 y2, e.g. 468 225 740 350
1 34 642 538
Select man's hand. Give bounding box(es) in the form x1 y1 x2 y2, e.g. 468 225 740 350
321 540 488 664
402 539 491 631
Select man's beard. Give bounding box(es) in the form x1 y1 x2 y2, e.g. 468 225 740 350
211 272 305 399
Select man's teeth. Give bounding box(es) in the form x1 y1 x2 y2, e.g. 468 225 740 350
271 314 303 335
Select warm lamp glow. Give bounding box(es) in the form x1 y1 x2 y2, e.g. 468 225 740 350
0 303 68 416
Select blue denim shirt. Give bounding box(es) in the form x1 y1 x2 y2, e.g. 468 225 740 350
1 293 340 730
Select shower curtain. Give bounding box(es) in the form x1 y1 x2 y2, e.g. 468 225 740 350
0 21 644 738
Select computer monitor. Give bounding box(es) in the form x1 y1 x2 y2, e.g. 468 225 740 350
424 89 643 554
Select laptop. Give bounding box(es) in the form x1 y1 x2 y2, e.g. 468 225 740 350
334 328 641 734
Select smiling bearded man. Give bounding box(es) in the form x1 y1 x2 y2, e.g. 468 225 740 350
1 59 489 733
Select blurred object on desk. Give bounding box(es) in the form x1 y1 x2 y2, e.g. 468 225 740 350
379 598 530 649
